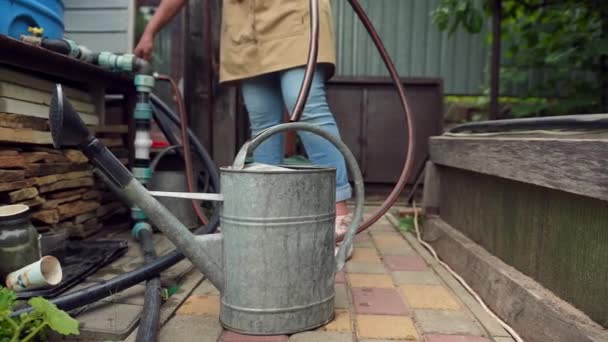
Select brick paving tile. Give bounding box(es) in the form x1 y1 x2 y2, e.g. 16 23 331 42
346 262 388 274
289 332 353 342
383 255 428 271
424 334 491 342
350 248 382 264
317 310 352 333
176 295 220 316
159 315 222 342
220 331 288 342
352 287 409 315
354 234 375 248
356 315 419 340
348 274 394 288
400 285 461 310
335 284 350 309
336 271 346 283
392 271 442 286
414 310 485 336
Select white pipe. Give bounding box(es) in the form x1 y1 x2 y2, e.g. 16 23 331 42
5 256 63 292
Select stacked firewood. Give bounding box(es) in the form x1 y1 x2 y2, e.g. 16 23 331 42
0 72 129 237
0 116 130 238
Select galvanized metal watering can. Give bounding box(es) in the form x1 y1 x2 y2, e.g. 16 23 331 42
49 85 363 335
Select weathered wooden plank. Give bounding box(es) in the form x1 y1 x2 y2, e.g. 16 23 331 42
24 162 91 178
0 169 25 182
58 200 100 220
90 125 128 134
0 97 98 125
423 217 608 342
0 112 48 131
0 150 20 156
32 209 59 224
98 137 123 147
42 194 83 210
74 210 97 224
22 152 69 164
0 155 25 169
34 170 94 186
48 188 88 199
0 67 93 102
63 149 88 164
82 190 100 200
38 177 94 194
429 136 608 201
18 196 45 208
0 82 95 113
0 178 35 192
422 161 440 214
0 126 52 145
8 187 38 202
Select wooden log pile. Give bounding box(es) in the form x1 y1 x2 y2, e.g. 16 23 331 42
0 116 130 238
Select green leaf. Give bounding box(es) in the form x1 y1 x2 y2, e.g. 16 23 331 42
28 297 79 336
0 287 16 318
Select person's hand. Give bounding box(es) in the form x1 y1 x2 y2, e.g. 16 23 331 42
134 33 154 61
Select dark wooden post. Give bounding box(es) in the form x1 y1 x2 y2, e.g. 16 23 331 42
489 0 502 120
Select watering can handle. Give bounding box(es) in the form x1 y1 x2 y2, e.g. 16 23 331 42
232 122 364 271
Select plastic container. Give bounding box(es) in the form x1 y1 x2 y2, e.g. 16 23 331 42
0 0 64 39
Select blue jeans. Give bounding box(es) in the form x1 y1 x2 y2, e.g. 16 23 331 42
241 67 352 202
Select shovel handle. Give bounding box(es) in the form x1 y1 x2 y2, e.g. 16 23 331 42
232 122 364 271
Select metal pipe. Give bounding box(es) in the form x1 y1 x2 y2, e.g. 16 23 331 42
448 113 608 133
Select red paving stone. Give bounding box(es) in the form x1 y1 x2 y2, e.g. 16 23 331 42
335 271 346 283
425 335 491 342
351 287 409 315
220 331 289 342
383 255 428 271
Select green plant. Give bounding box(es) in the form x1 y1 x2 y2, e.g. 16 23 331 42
0 287 79 342
432 0 608 117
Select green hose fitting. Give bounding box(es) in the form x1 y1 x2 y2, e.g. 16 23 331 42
134 74 155 93
132 221 152 240
63 39 80 58
133 167 153 184
98 52 135 72
134 102 153 120
131 206 147 220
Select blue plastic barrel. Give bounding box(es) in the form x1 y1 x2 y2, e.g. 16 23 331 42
0 0 64 39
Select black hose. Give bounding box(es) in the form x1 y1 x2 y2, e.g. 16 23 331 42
150 93 220 195
135 229 162 342
12 100 221 317
448 113 608 133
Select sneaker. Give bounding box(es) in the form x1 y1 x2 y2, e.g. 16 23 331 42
334 214 354 260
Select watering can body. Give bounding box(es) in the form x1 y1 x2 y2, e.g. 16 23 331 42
220 164 337 333
48 84 363 335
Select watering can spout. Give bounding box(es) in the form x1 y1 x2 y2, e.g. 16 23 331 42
48 84 227 291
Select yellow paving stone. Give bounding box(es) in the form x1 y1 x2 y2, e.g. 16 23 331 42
176 295 220 316
348 274 395 288
373 234 410 248
399 285 461 310
350 248 382 263
356 315 419 340
318 310 352 333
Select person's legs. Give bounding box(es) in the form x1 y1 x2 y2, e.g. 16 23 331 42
279 67 352 207
240 73 285 165
279 67 353 257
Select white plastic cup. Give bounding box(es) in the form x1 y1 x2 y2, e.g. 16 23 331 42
5 255 62 292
